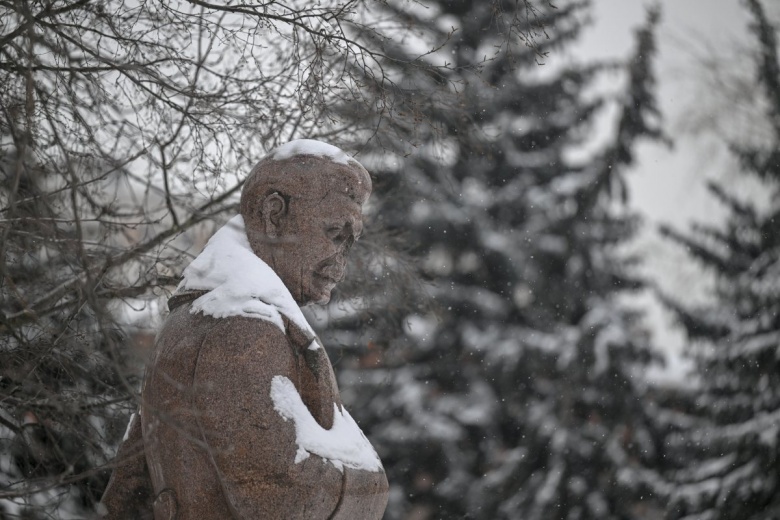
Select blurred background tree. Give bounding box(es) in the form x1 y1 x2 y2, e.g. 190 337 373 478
319 2 668 518
651 1 780 518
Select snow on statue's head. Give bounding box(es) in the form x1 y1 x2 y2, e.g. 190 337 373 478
240 139 372 306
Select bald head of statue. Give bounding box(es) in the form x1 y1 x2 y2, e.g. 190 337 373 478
239 140 372 306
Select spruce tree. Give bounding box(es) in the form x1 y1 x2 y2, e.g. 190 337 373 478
658 1 780 518
0 0 480 516
322 2 666 518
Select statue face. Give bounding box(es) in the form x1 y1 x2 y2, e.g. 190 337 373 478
241 155 370 307
270 191 364 306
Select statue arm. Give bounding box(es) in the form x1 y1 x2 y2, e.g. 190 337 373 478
192 318 342 519
100 412 154 519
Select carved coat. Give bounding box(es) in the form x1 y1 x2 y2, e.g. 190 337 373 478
102 290 388 519
102 275 388 519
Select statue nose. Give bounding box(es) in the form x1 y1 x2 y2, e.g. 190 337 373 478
335 266 347 281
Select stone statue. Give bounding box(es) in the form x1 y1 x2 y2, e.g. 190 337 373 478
100 140 389 519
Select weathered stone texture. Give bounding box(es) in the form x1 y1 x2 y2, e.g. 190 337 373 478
101 143 388 519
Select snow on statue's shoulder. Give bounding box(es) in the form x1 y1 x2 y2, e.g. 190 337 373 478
270 139 352 165
270 375 383 473
178 215 314 336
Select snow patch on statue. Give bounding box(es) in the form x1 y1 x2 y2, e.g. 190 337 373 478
178 215 314 335
122 412 137 442
270 375 383 473
270 139 352 165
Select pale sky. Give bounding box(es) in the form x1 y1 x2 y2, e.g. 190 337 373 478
579 0 752 226
571 0 766 383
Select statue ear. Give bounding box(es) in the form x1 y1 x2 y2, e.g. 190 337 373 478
261 192 287 238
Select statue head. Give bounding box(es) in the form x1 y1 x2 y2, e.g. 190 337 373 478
240 140 372 306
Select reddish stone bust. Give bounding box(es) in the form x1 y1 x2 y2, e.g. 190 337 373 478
241 150 370 306
100 141 388 519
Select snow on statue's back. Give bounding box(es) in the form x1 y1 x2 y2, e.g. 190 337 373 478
100 140 388 520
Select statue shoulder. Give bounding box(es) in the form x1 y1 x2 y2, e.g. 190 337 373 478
201 314 291 349
195 315 296 388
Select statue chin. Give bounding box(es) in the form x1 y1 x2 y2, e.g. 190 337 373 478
302 276 338 306
307 288 334 306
